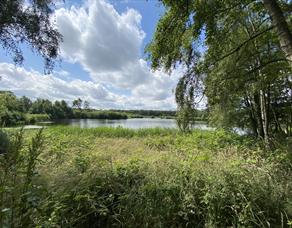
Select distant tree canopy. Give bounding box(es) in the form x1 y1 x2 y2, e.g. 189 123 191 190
0 0 62 72
147 0 292 142
72 98 83 110
0 92 131 126
30 98 73 119
83 101 90 110
0 92 73 125
0 91 208 127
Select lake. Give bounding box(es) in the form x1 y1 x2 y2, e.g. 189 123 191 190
49 118 211 130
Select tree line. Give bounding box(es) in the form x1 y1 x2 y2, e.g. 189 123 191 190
147 0 292 143
0 92 128 126
1 91 210 126
0 91 73 125
111 109 176 118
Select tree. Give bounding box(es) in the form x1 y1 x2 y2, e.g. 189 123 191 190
262 0 292 63
60 100 73 117
19 96 32 112
147 0 292 144
30 98 53 114
0 0 62 72
72 98 83 110
203 3 291 144
83 101 90 110
0 92 74 122
175 76 196 132
52 100 72 119
0 91 25 126
147 0 291 68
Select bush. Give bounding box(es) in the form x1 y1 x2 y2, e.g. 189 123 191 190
0 130 9 153
37 154 292 227
1 128 291 227
0 129 45 227
0 110 26 126
25 114 51 124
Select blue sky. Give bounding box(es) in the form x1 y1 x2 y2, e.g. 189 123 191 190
0 0 182 110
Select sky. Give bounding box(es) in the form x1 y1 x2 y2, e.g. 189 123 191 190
0 0 184 110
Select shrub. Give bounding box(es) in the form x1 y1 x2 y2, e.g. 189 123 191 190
0 129 45 227
0 130 9 154
0 110 26 126
25 114 50 124
1 128 291 227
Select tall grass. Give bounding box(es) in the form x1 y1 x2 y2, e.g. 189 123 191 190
0 128 45 227
46 126 180 138
1 127 291 227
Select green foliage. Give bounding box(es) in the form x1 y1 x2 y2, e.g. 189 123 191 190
202 8 291 138
0 92 26 126
52 100 73 119
114 109 177 119
0 128 45 227
0 93 74 126
29 98 73 120
1 92 198 126
46 126 178 139
30 98 54 116
25 114 51 124
0 110 26 126
147 0 291 71
73 110 128 120
147 0 292 141
175 76 198 132
176 105 195 132
19 96 32 113
2 127 291 226
72 98 83 110
0 130 10 154
0 0 62 72
83 100 90 110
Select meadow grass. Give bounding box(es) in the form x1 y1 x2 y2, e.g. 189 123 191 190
1 126 292 227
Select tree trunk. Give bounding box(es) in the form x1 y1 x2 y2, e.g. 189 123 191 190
271 106 282 133
260 89 270 147
245 95 259 137
253 93 265 138
250 112 259 137
262 0 292 64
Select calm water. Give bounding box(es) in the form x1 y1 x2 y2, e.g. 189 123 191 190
51 118 211 130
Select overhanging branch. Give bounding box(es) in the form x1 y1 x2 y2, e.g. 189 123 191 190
212 26 275 65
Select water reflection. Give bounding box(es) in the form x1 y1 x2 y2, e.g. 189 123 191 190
53 118 211 130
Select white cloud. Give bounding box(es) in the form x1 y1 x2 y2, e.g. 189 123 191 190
54 0 181 107
56 0 179 89
0 63 179 110
0 63 117 108
55 0 144 76
0 0 182 110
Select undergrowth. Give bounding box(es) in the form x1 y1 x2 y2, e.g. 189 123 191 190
0 127 291 227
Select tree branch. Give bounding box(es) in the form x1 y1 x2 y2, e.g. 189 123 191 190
212 26 275 65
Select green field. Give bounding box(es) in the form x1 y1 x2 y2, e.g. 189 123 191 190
1 127 291 227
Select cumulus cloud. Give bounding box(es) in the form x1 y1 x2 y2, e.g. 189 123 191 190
0 0 182 110
55 0 145 82
0 63 118 108
54 0 181 99
0 63 179 110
